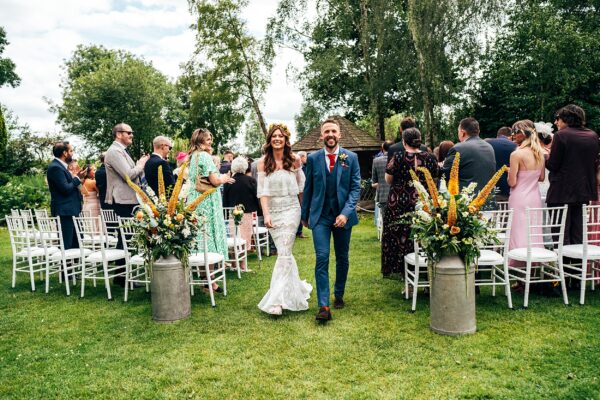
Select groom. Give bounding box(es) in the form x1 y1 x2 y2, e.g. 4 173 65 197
301 118 361 322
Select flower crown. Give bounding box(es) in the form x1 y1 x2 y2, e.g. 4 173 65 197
268 122 291 137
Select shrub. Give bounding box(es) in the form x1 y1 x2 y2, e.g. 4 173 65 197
0 174 50 219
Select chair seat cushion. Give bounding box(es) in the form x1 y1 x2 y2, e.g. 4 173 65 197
562 244 600 259
49 248 92 260
16 246 59 257
86 249 126 263
508 247 558 262
129 254 145 265
189 252 224 266
404 252 428 267
227 237 247 247
83 234 118 244
477 250 504 265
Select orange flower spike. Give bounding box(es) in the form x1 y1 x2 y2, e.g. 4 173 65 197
167 161 188 216
417 167 439 208
185 188 217 212
157 165 166 204
447 195 457 227
448 152 460 196
469 165 507 211
125 176 159 217
409 169 419 182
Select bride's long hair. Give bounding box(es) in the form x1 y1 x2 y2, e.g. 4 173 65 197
263 123 294 176
513 119 544 165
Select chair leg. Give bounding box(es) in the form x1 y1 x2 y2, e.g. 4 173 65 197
558 260 569 305
524 262 532 309
222 260 227 296
29 257 36 292
80 263 86 298
63 260 71 296
411 265 419 312
235 248 241 279
205 263 216 307
124 263 130 302
503 264 513 309
404 261 409 300
11 258 17 288
579 258 587 305
45 260 50 293
491 266 497 297
103 261 112 300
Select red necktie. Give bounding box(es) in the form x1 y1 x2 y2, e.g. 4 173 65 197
327 154 336 173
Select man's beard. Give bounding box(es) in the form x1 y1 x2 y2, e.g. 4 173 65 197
323 136 338 149
65 155 73 163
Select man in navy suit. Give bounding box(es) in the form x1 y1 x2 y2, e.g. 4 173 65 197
486 126 517 202
47 141 88 249
144 136 175 196
301 118 361 322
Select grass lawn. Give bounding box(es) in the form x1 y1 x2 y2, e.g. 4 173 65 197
1 214 600 399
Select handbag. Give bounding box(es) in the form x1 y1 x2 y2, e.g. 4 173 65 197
194 151 218 193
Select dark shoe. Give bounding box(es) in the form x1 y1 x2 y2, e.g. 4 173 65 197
315 306 332 322
333 297 345 309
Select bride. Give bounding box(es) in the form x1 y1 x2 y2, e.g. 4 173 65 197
257 123 312 315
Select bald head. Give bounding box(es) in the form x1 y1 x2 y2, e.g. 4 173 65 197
153 135 172 158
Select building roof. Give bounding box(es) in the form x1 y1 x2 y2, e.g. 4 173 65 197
292 115 381 152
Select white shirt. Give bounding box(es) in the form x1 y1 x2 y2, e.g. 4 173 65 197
55 157 69 170
324 146 340 171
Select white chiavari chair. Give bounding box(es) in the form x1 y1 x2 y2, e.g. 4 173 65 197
404 240 429 312
119 217 149 302
189 224 227 307
223 207 247 279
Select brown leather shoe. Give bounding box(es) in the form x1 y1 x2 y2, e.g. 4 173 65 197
315 306 332 322
333 297 345 309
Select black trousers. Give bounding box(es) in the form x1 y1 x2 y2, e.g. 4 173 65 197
111 203 136 271
59 215 78 249
547 202 584 245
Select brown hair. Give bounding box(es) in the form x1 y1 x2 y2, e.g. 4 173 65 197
263 124 294 176
188 128 213 155
320 118 340 131
438 140 454 162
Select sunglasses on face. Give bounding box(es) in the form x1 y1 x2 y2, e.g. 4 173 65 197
119 130 134 136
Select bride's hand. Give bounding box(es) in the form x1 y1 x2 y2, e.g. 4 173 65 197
264 215 273 229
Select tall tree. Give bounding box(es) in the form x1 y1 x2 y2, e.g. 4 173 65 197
176 60 245 151
54 45 179 159
0 27 20 88
472 0 600 133
294 101 326 141
188 0 273 136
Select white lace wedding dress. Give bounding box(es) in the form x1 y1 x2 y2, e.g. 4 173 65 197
257 169 312 314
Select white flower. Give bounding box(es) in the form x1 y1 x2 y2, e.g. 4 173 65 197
417 210 432 222
439 177 448 193
182 227 191 238
462 182 478 195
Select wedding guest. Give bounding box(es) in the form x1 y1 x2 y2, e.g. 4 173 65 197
95 153 108 210
535 122 554 204
186 128 235 292
173 152 189 181
68 159 80 175
507 120 546 269
223 156 260 272
81 164 101 220
546 104 599 245
219 150 234 174
387 117 418 162
144 136 175 196
487 126 517 202
442 118 496 193
372 140 392 226
436 140 454 168
381 128 438 279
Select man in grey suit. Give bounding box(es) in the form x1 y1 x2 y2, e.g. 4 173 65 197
104 122 149 286
442 118 496 193
371 140 392 225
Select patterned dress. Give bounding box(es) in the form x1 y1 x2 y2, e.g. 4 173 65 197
381 150 439 277
187 151 227 258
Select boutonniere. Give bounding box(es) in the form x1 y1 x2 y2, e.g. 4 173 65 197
338 153 349 168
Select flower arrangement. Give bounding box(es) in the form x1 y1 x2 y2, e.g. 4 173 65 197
232 204 245 225
405 153 507 271
126 163 215 271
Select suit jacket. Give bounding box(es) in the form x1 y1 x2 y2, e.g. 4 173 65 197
486 136 517 196
546 126 599 204
371 155 390 203
442 136 496 192
301 147 361 229
223 173 260 213
104 141 145 205
46 159 83 217
144 154 175 196
95 165 108 209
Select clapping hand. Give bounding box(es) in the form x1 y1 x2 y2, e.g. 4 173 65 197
76 167 89 180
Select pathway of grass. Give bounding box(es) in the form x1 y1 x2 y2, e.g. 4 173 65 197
1 215 599 399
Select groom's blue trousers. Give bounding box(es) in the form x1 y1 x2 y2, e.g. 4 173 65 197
312 213 352 307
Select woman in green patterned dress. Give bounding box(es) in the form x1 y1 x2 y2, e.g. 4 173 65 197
187 128 235 291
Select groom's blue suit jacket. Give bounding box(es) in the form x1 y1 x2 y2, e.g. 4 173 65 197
301 147 361 229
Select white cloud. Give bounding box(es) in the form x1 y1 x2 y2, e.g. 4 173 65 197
0 0 305 143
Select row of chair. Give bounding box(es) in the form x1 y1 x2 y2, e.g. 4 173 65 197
6 208 247 307
403 205 600 311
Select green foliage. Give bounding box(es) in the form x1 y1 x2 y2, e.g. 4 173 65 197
0 174 50 218
0 106 7 156
188 0 272 136
55 45 180 159
472 0 600 133
176 60 245 152
243 111 265 156
0 27 20 88
294 102 325 141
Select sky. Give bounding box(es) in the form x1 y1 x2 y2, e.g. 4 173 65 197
0 0 306 147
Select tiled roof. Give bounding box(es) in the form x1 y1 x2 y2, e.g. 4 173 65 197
292 115 381 152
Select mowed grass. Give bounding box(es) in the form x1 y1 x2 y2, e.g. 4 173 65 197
1 214 599 399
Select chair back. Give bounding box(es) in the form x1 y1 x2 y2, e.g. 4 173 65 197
583 204 600 248
526 206 568 250
73 216 105 251
482 209 513 254
34 209 49 220
80 210 93 218
118 217 138 256
496 201 509 211
11 209 20 217
37 216 65 252
101 208 119 234
6 215 34 254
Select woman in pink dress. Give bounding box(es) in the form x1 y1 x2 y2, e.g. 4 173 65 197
82 165 101 231
508 120 547 270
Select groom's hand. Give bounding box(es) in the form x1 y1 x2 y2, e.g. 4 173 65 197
334 214 348 228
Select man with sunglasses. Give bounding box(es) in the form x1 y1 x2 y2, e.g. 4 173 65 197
104 122 150 287
144 135 175 196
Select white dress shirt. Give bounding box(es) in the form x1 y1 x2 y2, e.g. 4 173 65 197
324 146 340 171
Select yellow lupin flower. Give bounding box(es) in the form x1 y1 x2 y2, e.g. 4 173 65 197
410 169 430 213
185 188 217 212
125 176 159 217
157 165 166 204
447 194 457 227
167 162 188 216
417 167 439 208
448 152 460 196
469 165 507 211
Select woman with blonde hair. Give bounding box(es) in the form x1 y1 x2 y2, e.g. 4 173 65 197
507 119 547 270
186 128 235 292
